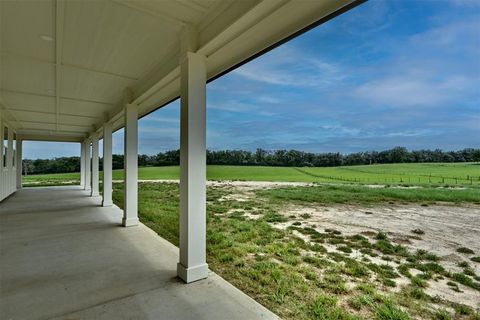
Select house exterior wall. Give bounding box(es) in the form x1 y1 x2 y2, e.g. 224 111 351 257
0 111 17 202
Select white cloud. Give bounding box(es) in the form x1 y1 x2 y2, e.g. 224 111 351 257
232 45 344 87
143 116 178 124
138 127 178 135
353 74 474 108
409 19 480 49
318 124 361 137
207 100 256 113
257 96 283 104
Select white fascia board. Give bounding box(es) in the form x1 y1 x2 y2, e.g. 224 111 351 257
18 135 83 142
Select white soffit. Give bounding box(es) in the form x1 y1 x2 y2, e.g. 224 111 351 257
0 0 363 142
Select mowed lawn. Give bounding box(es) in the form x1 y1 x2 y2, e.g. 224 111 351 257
22 162 480 187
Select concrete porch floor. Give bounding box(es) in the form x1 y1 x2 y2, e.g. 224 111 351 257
0 186 278 320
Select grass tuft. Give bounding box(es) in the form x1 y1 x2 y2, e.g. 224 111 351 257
375 302 410 320
470 256 480 263
456 247 475 254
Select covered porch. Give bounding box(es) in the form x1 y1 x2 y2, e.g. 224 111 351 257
0 186 277 319
0 0 364 318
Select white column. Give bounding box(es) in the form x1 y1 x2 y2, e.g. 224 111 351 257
80 141 86 188
91 133 99 196
122 103 139 227
177 52 208 283
102 122 113 206
7 128 13 194
0 115 3 200
84 139 91 191
16 139 22 189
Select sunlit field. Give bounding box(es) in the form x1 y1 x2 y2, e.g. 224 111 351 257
22 162 480 187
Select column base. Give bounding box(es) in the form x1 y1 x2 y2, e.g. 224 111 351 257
102 200 113 207
177 263 208 283
91 192 100 197
122 217 139 227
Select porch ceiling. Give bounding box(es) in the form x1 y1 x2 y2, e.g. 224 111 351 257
0 0 361 142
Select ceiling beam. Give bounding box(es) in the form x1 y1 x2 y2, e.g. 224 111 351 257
0 89 114 106
18 133 84 143
175 0 208 13
111 0 186 28
0 1 22 133
1 51 139 81
6 107 102 119
16 119 92 129
55 0 65 131
18 128 87 136
0 97 22 129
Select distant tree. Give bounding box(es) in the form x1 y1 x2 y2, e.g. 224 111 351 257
22 160 34 175
23 147 480 174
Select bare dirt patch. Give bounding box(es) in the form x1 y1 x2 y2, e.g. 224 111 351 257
277 203 480 309
217 181 480 312
279 203 480 265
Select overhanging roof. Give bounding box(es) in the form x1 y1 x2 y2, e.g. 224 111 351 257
0 0 363 142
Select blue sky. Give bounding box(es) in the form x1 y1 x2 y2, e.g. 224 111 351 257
24 0 480 159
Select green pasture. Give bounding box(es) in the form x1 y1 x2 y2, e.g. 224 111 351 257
22 162 480 187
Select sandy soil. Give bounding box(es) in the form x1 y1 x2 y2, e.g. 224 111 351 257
279 204 480 259
276 203 480 308
214 181 480 310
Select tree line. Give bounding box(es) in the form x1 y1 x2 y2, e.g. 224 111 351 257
22 147 480 175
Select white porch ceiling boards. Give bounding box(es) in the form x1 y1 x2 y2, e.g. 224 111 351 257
0 0 362 142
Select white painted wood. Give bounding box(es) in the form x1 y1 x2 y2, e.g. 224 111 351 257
80 141 85 188
177 52 208 283
102 122 113 207
0 110 19 199
15 139 22 189
91 133 99 197
84 139 91 191
122 103 138 227
7 127 14 195
55 0 65 131
0 113 3 200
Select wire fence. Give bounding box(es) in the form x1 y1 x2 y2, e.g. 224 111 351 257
294 168 479 185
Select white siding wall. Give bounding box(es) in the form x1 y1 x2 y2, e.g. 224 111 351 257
0 112 17 202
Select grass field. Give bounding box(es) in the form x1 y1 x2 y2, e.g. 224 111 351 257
20 163 480 319
110 182 480 320
22 162 480 187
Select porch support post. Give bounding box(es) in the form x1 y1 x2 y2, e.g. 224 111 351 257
91 133 99 196
102 122 113 206
84 139 91 191
7 129 13 194
80 141 86 188
122 103 139 227
177 51 208 283
15 139 22 189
